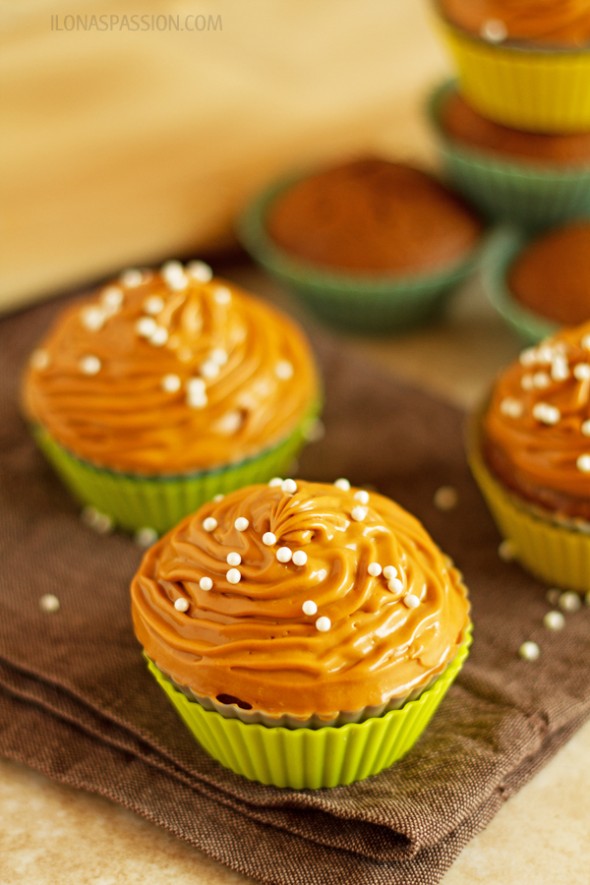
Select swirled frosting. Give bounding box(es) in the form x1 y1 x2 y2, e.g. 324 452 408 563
483 323 590 519
22 262 319 474
440 0 590 47
131 479 470 718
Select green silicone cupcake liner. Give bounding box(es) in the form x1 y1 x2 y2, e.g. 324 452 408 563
429 81 590 231
146 630 472 789
237 173 483 335
32 406 319 535
481 227 557 345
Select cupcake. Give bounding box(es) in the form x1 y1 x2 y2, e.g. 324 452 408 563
469 322 590 592
238 157 484 334
483 222 590 344
131 478 472 789
434 0 590 132
22 262 320 536
429 81 590 228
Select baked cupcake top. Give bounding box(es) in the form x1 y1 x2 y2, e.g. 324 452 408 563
508 221 590 326
131 479 470 718
483 323 590 519
439 0 590 47
440 88 590 165
265 157 483 276
22 262 318 475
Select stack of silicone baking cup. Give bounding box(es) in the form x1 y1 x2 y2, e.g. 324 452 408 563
430 2 590 343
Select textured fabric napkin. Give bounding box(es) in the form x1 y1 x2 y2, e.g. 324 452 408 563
1 293 589 885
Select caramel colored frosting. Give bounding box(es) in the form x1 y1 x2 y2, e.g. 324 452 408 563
22 262 319 475
509 222 590 326
441 89 590 165
483 323 590 519
266 158 483 276
131 479 471 718
439 0 590 47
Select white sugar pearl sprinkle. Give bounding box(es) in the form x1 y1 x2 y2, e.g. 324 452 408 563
302 600 318 616
234 517 249 532
383 565 397 580
199 576 213 591
543 611 565 631
351 506 368 522
582 420 590 437
276 547 292 563
334 478 351 491
368 563 382 577
174 598 189 612
134 527 158 548
574 363 590 381
577 454 590 473
275 360 294 380
481 18 507 42
581 334 590 350
519 641 540 662
389 578 404 594
187 260 213 282
162 374 181 393
403 594 420 609
315 616 331 632
226 552 242 566
144 295 165 315
39 593 60 613
120 269 143 288
559 591 582 613
79 355 101 375
520 348 537 367
354 490 370 505
210 348 228 366
202 517 217 532
81 306 106 331
532 403 561 426
136 316 157 338
150 326 169 347
281 478 298 495
31 350 50 370
187 391 207 409
292 550 308 567
101 286 124 309
226 568 241 584
213 286 232 305
268 477 283 488
200 360 220 380
262 532 277 546
81 506 113 534
498 539 516 562
500 398 523 419
162 261 187 290
533 372 550 389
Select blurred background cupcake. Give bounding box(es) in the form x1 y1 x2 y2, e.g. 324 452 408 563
131 478 471 788
22 261 321 536
239 156 485 334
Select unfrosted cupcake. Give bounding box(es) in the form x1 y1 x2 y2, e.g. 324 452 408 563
131 478 471 788
434 0 590 132
22 262 320 535
470 322 590 592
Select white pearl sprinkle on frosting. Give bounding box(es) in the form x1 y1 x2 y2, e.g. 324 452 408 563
559 591 582 613
582 420 590 437
281 478 297 495
214 410 242 435
434 486 458 511
520 348 537 367
275 360 294 380
79 355 101 375
226 552 242 566
202 517 217 532
367 563 382 577
543 611 565 631
234 517 249 532
315 616 331 632
577 454 590 473
334 478 350 491
480 17 507 42
81 306 106 331
226 567 241 584
210 348 228 366
101 286 124 310
30 349 50 370
521 374 534 391
162 261 187 291
120 269 143 288
574 363 590 381
187 377 207 409
551 359 569 382
212 494 224 502
532 403 561 426
200 360 220 380
292 550 308 567
498 539 517 562
383 565 397 580
39 593 60 613
136 316 157 338
276 546 292 563
582 334 590 350
174 597 189 612
262 532 277 546
403 594 420 609
161 374 181 393
187 260 213 282
213 286 232 305
519 641 540 662
354 490 370 505
500 397 523 419
143 295 165 315
150 326 169 347
199 576 213 591
134 527 158 548
533 371 550 389
302 600 318 616
351 505 368 522
389 578 404 594
268 477 283 488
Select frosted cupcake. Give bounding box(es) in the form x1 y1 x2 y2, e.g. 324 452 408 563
470 322 590 592
131 478 471 788
22 262 320 536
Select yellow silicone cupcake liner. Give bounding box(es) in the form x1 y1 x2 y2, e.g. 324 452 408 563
438 21 590 133
468 418 590 593
146 629 472 790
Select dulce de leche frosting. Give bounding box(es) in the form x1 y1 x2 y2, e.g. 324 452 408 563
483 323 590 519
439 0 590 47
131 479 471 718
22 262 318 475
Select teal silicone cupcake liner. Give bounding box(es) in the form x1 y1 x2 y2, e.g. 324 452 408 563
147 628 472 789
428 81 590 231
32 407 319 535
237 173 483 335
481 227 557 345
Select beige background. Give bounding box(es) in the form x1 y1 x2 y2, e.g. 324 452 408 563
1 1 589 883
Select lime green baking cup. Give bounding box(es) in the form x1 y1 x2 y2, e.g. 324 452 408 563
469 417 590 593
146 632 472 790
31 407 319 535
482 227 557 345
237 174 483 335
429 81 590 230
436 15 590 132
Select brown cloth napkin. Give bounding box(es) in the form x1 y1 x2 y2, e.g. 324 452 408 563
1 292 589 885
